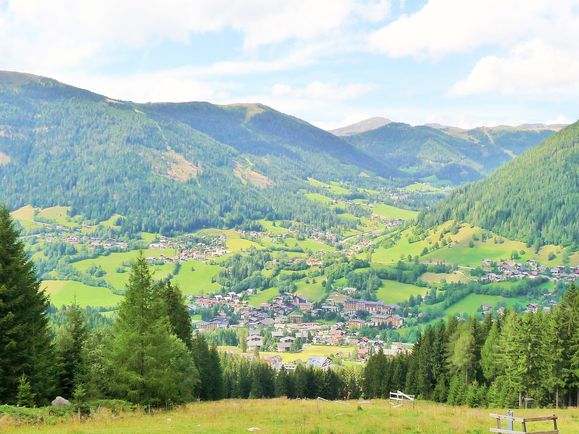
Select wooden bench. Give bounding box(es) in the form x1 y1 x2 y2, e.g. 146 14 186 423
489 411 558 434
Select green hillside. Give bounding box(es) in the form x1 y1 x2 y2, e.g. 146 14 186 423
420 121 579 246
0 71 397 235
344 122 556 183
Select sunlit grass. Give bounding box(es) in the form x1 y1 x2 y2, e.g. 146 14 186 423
4 399 577 434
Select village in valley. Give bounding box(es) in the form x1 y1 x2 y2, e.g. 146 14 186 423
12 196 578 372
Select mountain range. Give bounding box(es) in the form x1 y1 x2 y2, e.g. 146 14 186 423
0 70 572 236
339 120 561 183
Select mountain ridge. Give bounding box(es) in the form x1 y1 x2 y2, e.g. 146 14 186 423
342 121 559 183
420 121 579 246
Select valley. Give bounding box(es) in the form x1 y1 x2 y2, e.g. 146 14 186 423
12 174 577 356
1 71 577 428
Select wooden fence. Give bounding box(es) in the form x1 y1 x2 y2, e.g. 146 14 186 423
489 411 558 434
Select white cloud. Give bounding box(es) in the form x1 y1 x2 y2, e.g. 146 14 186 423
450 39 579 98
0 0 390 73
368 0 554 59
271 81 375 101
369 0 579 99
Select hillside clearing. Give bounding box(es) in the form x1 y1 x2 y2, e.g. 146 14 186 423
43 280 121 308
376 279 427 304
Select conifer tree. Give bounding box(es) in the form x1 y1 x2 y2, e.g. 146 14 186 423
108 255 198 406
56 304 88 399
554 284 579 406
159 281 193 349
16 375 35 407
481 319 502 383
0 206 55 404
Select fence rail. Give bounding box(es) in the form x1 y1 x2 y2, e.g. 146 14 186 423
489 411 558 434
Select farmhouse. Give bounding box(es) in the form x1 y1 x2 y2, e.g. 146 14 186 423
277 336 295 352
306 356 332 370
247 334 264 351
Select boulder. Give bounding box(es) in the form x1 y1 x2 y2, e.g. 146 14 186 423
51 396 71 407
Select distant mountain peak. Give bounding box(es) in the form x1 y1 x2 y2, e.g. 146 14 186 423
330 117 392 136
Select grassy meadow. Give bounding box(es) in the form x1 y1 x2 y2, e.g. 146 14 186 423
43 280 121 308
376 279 427 304
2 399 577 434
72 249 176 290
371 203 418 221
172 260 221 295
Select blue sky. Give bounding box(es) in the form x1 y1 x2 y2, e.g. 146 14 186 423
1 0 578 129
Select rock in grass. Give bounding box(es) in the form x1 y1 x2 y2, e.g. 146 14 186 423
51 396 71 407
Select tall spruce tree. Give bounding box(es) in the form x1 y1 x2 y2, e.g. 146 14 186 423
55 304 89 399
0 206 55 405
108 255 199 406
159 281 193 349
554 284 579 406
191 334 224 400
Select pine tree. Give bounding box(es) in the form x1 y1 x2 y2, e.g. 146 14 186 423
481 319 502 384
416 327 435 399
554 284 579 406
496 310 525 407
0 206 56 404
159 281 192 350
108 255 199 406
16 375 35 407
448 322 476 384
208 346 224 400
56 304 88 399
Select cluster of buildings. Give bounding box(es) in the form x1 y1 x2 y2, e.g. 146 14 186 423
189 288 407 367
480 259 578 283
147 235 229 263
35 230 129 251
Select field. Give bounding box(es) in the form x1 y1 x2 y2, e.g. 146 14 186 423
305 192 333 204
172 260 222 295
247 287 280 307
72 250 176 290
307 178 351 195
372 223 579 268
43 280 121 308
376 279 427 304
371 229 430 264
371 203 418 220
259 344 356 364
420 272 470 285
403 182 444 192
295 278 326 302
443 294 531 316
37 206 79 227
3 399 577 434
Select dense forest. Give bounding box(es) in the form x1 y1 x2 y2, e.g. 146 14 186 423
421 121 579 247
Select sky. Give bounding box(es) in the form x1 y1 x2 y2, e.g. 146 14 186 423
1 0 578 129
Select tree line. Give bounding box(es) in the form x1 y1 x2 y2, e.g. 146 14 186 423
364 285 578 408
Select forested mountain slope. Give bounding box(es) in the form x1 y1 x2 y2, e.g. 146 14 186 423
420 121 579 246
343 122 557 183
0 71 396 234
